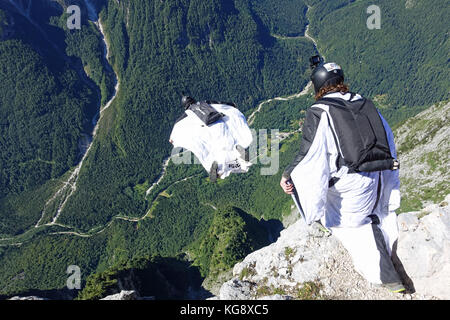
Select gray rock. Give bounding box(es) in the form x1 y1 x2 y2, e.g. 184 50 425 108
100 290 139 300
9 296 48 300
397 212 420 232
219 279 254 300
258 294 293 300
396 196 450 299
216 196 450 300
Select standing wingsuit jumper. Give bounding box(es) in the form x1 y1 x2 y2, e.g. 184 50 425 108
280 56 405 293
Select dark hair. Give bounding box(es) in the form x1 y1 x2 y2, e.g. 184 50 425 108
315 83 350 100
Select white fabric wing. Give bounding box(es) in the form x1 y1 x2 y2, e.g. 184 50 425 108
169 103 253 179
211 103 253 149
290 112 330 225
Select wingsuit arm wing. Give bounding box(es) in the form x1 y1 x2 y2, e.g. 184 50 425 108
289 111 332 225
282 107 324 179
378 112 401 212
211 104 253 148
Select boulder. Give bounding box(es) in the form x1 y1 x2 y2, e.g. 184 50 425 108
396 195 450 299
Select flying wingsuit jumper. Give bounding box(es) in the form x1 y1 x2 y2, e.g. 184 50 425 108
170 96 253 182
282 56 405 292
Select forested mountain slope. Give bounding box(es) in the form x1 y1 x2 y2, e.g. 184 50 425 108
0 0 106 236
307 0 449 124
0 0 316 296
55 0 316 231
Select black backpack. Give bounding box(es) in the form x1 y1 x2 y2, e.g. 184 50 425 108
314 95 398 173
188 101 225 126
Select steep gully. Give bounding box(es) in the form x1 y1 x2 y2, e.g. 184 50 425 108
36 0 120 228
0 0 119 242
1 5 322 243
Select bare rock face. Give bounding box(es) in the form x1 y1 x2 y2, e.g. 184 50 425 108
396 195 450 299
9 296 48 300
215 196 450 300
219 279 254 300
100 290 139 300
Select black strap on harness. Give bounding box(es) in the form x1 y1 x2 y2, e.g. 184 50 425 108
188 101 225 126
368 171 383 225
328 177 340 188
372 171 383 214
205 100 237 108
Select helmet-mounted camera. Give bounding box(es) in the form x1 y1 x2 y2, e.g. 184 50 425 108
309 55 323 70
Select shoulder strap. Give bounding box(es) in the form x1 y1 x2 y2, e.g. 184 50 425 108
311 103 347 171
282 107 323 178
315 95 367 112
205 100 237 108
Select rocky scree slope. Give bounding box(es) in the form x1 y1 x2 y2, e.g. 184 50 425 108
394 101 450 212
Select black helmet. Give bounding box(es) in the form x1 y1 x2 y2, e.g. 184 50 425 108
309 56 345 94
181 95 196 109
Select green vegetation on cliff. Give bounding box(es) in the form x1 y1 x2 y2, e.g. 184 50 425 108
251 0 308 37
190 206 270 277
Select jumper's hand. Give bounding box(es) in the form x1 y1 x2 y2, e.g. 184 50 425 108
280 177 294 195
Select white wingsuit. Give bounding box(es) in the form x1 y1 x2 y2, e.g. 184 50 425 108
288 92 402 286
170 103 253 179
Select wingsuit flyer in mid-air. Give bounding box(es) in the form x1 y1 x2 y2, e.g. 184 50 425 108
169 95 253 182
